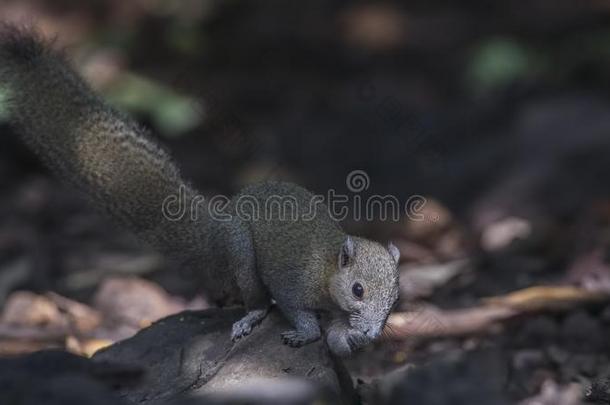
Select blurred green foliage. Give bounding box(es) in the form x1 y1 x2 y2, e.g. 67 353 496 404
166 21 205 56
0 87 10 122
467 38 539 93
104 73 203 137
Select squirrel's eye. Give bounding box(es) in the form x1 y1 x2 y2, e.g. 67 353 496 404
352 282 364 299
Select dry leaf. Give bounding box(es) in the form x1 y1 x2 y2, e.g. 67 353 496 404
81 338 113 357
65 335 113 357
399 259 470 300
93 276 185 328
339 4 408 51
1 291 63 327
47 292 102 333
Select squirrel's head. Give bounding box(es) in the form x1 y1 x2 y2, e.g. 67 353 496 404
330 236 400 340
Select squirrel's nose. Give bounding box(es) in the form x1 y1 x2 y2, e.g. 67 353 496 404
364 326 382 339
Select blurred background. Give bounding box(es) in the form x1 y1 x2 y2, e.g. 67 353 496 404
2 1 610 404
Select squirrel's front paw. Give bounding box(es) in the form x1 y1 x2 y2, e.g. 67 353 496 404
327 328 369 357
280 330 320 347
231 309 268 342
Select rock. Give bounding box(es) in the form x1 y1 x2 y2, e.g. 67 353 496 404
516 316 558 347
93 308 356 404
0 350 140 405
0 308 355 404
585 377 610 404
560 311 604 352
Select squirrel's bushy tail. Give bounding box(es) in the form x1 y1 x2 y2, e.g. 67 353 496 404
0 25 236 304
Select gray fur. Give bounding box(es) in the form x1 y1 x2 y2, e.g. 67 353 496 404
0 26 400 356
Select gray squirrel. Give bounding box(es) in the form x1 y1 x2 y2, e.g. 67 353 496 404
0 25 400 356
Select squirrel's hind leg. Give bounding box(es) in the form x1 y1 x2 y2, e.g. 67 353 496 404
280 309 321 348
227 218 270 341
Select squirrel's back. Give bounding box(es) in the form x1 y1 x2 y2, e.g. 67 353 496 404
234 181 345 307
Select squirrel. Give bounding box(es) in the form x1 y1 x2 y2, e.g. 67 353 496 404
0 25 400 356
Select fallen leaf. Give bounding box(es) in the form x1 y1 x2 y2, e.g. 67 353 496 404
566 248 610 294
339 4 408 51
1 291 63 327
81 338 113 357
93 276 185 328
46 292 102 333
481 216 532 252
66 335 115 357
399 259 470 300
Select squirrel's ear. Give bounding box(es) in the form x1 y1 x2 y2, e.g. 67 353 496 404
388 242 400 264
340 236 355 268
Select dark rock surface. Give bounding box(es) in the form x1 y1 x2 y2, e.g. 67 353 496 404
93 308 356 404
0 308 355 405
0 350 140 405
